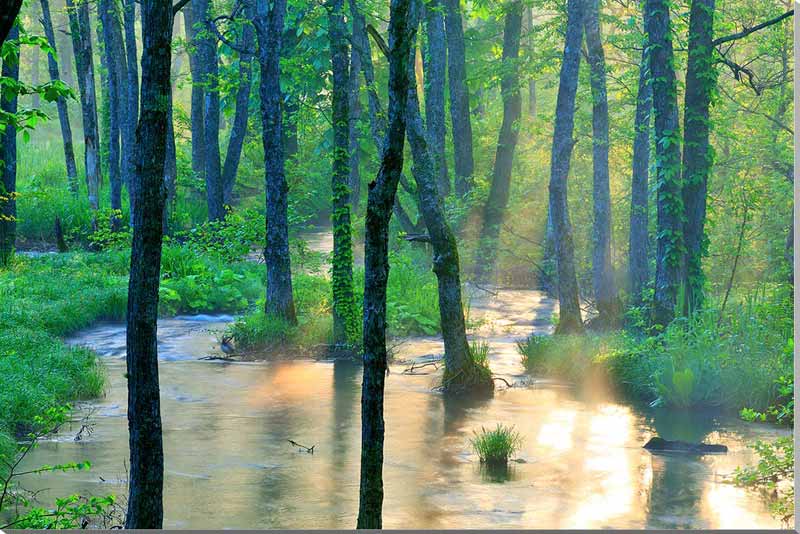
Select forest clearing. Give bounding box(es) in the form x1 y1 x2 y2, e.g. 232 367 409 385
0 0 794 529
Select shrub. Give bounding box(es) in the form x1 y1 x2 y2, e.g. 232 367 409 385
732 437 794 524
470 424 522 465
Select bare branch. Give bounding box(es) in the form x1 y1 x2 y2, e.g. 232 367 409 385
712 10 794 47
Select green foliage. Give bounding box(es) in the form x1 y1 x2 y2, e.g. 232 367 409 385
87 210 131 250
732 437 794 524
518 334 607 380
173 208 264 263
470 424 523 465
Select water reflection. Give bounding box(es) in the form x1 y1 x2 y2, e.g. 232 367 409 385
16 304 788 530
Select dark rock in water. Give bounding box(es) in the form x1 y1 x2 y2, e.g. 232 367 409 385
644 436 727 454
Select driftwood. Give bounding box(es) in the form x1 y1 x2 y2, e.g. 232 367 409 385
288 439 315 454
644 436 727 454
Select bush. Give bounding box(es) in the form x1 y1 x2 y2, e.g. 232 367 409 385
470 424 522 465
732 437 794 524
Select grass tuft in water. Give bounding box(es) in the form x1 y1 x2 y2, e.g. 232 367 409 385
470 424 522 465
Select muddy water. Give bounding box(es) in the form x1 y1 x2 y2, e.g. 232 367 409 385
19 284 788 529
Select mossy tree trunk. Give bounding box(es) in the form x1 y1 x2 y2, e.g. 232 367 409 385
0 25 19 268
357 0 413 525
548 0 584 334
329 0 359 346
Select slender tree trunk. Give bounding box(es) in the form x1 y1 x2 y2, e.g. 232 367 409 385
122 0 138 211
628 46 651 306
0 26 19 267
474 1 522 283
124 0 171 527
39 0 79 195
194 0 224 221
423 0 449 197
222 7 255 206
98 0 127 226
584 0 618 326
183 6 206 184
254 0 296 323
348 39 362 210
681 0 715 314
283 95 299 160
164 95 177 232
350 0 385 150
443 0 474 196
66 0 101 212
56 10 74 87
526 7 536 117
357 0 412 526
548 0 584 334
645 0 683 326
329 0 359 346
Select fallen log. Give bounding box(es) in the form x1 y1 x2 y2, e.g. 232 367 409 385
643 436 727 454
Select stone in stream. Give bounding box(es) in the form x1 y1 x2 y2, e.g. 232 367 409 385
643 436 727 454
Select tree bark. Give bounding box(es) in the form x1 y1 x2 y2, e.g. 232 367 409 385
329 0 359 346
423 0 449 197
39 0 79 195
681 0 715 314
66 0 101 212
548 0 584 334
122 0 139 210
645 0 683 326
254 0 296 323
0 25 19 267
584 0 619 326
194 0 224 221
348 37 362 210
474 1 522 283
124 0 171 527
183 5 206 185
628 45 651 306
443 0 474 196
357 0 412 526
0 1 21 46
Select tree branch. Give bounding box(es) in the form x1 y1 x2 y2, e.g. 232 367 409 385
712 10 794 47
172 0 192 17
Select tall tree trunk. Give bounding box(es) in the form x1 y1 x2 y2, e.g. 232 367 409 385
348 39 362 210
405 10 487 393
357 0 413 526
329 0 359 346
443 0 474 196
98 0 127 226
254 0 296 323
164 22 182 228
66 0 101 212
39 0 79 195
548 0 584 334
222 8 255 206
474 1 522 283
195 0 224 221
56 9 74 87
183 5 206 184
122 0 138 211
0 1 21 46
422 0 449 197
349 0 385 150
645 0 683 326
681 0 715 314
628 46 651 306
0 25 19 267
124 0 171 527
526 7 536 117
584 0 618 326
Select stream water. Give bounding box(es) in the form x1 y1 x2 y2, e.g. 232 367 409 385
17 235 790 529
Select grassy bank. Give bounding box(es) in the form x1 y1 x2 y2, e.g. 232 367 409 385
518 287 793 414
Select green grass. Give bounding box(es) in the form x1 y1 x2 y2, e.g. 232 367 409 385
470 424 523 465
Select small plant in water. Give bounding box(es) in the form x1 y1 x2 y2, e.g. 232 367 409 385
470 424 522 465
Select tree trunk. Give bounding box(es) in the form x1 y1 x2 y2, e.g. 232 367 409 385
254 0 296 324
39 0 79 195
681 0 715 315
0 25 19 267
194 0 224 221
628 46 651 307
221 6 255 206
474 2 523 283
122 0 138 211
66 0 101 212
348 38 362 211
422 0 449 197
645 0 683 326
124 0 171 527
0 1 21 46
98 0 127 225
526 7 536 117
443 0 474 196
328 0 359 346
183 5 206 185
357 0 413 526
584 0 618 327
548 0 584 334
